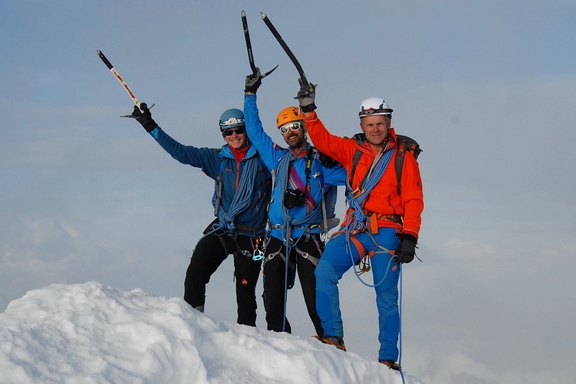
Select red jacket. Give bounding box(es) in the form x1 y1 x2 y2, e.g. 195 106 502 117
304 112 423 239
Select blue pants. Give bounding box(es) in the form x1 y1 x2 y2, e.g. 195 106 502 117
315 227 401 361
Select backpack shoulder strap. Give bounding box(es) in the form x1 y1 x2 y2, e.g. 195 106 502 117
350 149 363 186
213 149 226 216
348 133 366 187
394 134 421 195
308 147 342 234
347 133 422 195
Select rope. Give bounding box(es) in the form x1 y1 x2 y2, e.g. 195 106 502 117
398 265 406 383
344 145 394 232
352 251 396 288
282 225 292 332
208 156 260 234
277 151 324 229
276 150 322 332
343 145 394 287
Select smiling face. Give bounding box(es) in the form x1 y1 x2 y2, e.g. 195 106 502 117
360 115 391 150
279 121 307 150
222 126 248 149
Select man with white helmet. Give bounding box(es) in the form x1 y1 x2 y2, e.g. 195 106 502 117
243 71 346 338
130 103 271 326
295 85 424 370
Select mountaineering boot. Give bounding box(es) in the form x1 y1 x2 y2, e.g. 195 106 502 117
379 360 401 371
319 336 346 351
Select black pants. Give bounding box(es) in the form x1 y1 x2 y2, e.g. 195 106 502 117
262 235 324 338
184 233 262 326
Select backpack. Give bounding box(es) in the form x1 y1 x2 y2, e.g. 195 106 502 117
295 148 339 233
311 148 340 232
349 133 421 195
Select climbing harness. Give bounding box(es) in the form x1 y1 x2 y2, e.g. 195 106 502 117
342 140 396 287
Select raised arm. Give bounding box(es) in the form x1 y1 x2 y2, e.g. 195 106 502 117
131 103 221 179
296 83 356 167
303 111 356 169
243 93 284 170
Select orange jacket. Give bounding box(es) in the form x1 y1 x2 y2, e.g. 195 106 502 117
304 111 423 239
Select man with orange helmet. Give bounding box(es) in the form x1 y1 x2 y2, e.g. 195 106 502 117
243 71 346 338
295 82 424 370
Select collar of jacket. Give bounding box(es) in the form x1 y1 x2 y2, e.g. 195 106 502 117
220 143 258 160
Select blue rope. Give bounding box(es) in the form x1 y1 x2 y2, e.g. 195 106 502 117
353 251 396 289
344 146 394 287
282 224 292 332
209 157 260 233
398 265 406 383
276 151 322 332
277 152 295 333
344 146 393 232
276 151 323 228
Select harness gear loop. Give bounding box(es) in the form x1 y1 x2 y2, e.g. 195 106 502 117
294 246 320 267
252 236 265 261
358 255 371 275
264 248 284 265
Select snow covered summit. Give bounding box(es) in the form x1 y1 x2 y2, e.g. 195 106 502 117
0 282 423 384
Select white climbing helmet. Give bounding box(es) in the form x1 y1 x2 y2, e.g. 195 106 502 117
358 97 393 117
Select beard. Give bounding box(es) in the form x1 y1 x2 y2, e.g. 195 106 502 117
285 133 305 149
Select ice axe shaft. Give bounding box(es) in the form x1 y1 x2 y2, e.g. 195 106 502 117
260 12 308 86
97 50 141 108
242 11 278 78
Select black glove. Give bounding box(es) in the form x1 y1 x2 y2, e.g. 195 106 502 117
395 234 417 264
296 78 316 112
245 68 262 94
131 103 157 132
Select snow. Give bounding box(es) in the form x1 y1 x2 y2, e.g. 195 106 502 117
0 282 424 384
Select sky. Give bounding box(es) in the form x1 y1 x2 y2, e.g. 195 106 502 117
0 281 423 384
1 1 576 383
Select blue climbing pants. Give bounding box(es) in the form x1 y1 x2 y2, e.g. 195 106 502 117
315 227 401 361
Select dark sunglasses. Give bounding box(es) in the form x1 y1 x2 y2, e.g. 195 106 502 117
222 127 246 136
279 121 303 134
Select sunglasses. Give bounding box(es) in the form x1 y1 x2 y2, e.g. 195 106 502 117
279 121 303 134
222 127 246 136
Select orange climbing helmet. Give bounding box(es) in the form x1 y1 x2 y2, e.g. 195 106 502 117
276 106 303 129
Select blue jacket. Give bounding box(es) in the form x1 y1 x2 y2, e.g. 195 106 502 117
149 126 271 238
244 94 346 240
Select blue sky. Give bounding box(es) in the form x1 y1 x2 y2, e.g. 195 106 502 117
2 1 576 383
